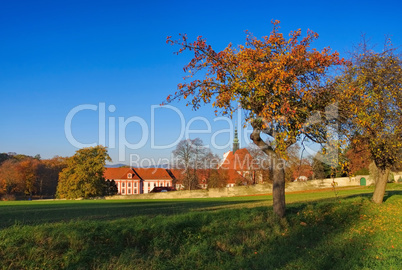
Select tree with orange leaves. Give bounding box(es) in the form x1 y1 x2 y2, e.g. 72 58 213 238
167 21 344 217
0 159 23 197
345 142 371 175
17 158 40 199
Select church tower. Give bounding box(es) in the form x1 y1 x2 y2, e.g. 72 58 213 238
233 128 239 154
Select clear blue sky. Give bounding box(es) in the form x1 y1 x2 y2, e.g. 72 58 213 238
1 0 401 164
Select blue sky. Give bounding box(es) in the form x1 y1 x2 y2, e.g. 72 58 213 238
0 0 401 164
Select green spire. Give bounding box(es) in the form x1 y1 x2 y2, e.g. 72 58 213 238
233 128 239 154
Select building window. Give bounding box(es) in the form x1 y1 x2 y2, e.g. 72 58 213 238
128 173 132 179
148 183 150 187
134 182 137 187
128 189 131 194
134 188 137 194
128 182 131 188
167 183 169 187
160 183 163 187
122 182 125 188
122 188 125 194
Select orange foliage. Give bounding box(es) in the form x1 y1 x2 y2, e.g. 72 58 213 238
166 20 344 157
346 144 371 175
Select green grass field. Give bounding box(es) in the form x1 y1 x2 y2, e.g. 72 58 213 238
0 185 401 269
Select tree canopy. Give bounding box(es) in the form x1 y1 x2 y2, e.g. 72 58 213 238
56 146 111 199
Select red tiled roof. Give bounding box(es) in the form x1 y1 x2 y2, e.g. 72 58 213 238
167 169 185 179
167 168 247 185
168 169 213 184
219 148 256 171
104 168 139 180
219 168 246 184
196 169 210 183
133 168 173 180
197 168 247 185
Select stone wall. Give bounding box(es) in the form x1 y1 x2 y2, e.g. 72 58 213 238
107 184 273 200
106 174 379 200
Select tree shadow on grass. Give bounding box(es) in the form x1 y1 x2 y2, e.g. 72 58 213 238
250 201 369 269
335 189 402 203
383 190 402 201
0 197 270 228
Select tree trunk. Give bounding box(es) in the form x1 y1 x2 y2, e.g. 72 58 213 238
272 156 286 218
372 167 390 204
250 127 287 218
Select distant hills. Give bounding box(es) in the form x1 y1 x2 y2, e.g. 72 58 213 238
105 163 129 168
105 163 170 168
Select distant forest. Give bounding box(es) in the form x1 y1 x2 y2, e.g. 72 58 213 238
0 153 66 200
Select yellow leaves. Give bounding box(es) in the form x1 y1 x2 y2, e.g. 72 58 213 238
339 48 402 169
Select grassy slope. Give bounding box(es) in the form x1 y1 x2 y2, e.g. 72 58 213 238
0 185 401 269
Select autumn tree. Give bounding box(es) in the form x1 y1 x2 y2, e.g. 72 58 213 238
207 169 228 188
37 156 67 197
17 158 40 198
56 146 111 199
0 156 38 199
289 159 313 181
345 141 371 175
167 21 343 217
0 159 23 198
338 40 402 203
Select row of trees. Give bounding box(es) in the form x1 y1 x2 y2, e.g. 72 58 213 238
169 136 388 191
0 153 66 200
166 20 402 217
250 144 378 183
3 137 396 200
0 146 118 200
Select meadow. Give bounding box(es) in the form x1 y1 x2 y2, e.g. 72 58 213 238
0 185 401 269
